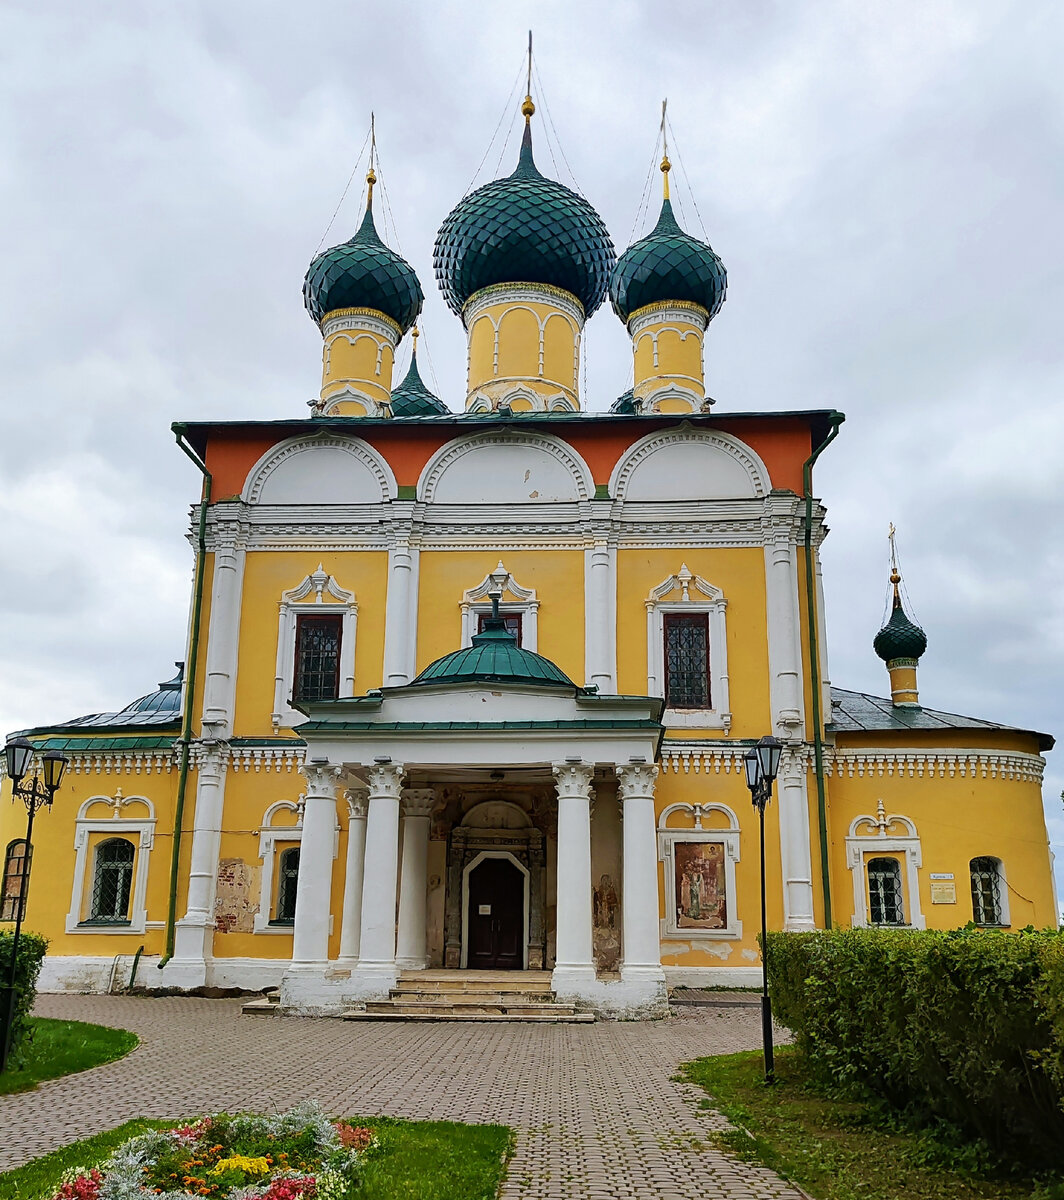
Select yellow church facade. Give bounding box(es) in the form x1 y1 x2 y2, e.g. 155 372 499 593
1 99 1055 1018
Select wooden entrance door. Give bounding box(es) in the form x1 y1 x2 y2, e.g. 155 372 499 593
467 857 524 969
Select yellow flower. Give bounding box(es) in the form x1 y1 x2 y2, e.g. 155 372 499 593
210 1156 271 1177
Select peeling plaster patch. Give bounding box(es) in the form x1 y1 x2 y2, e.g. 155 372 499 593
661 941 695 962
741 948 760 961
214 859 258 933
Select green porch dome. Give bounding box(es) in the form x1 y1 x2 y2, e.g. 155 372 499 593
304 206 424 331
433 124 615 319
609 198 726 324
390 349 449 417
410 618 574 689
874 596 928 662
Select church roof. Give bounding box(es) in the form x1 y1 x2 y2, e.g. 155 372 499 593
827 687 1054 751
14 665 184 736
410 618 575 690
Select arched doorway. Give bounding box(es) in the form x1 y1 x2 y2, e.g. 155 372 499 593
463 854 527 969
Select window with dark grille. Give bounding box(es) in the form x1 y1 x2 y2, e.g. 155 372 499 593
293 614 342 702
867 856 905 925
970 856 1004 925
88 838 135 924
663 613 711 708
1 840 31 922
478 611 523 644
274 847 300 925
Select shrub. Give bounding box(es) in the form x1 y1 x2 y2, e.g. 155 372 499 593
0 929 48 1068
765 926 1064 1169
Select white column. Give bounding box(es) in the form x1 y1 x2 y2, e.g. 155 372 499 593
552 761 597 997
338 787 369 963
354 761 405 993
382 523 419 686
813 534 832 715
777 750 816 930
290 761 341 965
201 536 247 737
395 788 436 969
584 538 617 692
616 763 666 986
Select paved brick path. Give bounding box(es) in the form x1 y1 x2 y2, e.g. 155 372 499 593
2 995 803 1199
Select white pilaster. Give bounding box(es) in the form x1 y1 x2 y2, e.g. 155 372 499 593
814 535 832 715
616 763 666 981
201 536 247 738
777 749 817 930
350 761 406 998
395 789 436 969
338 787 369 963
382 519 419 687
290 761 342 965
551 761 597 998
584 538 617 692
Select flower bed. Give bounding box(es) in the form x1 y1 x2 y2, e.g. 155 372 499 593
53 1104 377 1200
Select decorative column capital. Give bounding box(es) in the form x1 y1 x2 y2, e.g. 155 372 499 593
301 760 343 799
616 762 659 800
344 786 369 819
553 760 595 800
401 788 437 819
366 761 406 799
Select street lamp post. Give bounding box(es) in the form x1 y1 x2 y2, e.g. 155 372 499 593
743 735 783 1085
1 737 67 1073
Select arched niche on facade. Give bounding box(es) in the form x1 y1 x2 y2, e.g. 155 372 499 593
243 434 397 505
418 429 593 504
609 425 769 501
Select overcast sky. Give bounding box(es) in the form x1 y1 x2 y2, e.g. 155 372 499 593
2 1 1062 910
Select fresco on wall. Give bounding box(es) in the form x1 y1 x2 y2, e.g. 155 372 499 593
675 841 726 929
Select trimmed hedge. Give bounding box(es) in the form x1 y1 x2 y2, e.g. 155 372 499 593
0 930 48 1068
765 926 1064 1168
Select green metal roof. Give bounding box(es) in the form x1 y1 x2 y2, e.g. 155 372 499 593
610 388 638 415
390 352 449 417
873 596 928 663
410 617 575 690
610 198 726 325
12 665 184 738
297 719 661 733
433 123 615 318
304 205 424 332
25 735 177 752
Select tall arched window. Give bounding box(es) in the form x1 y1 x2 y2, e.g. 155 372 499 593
970 856 1005 926
1 840 31 922
89 838 135 924
274 847 300 925
867 857 905 926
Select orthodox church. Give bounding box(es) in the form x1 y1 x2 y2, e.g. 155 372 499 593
1 91 1055 1019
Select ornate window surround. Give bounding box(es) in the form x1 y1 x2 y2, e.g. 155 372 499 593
846 801 925 929
272 565 357 730
657 801 742 940
460 562 539 651
66 792 155 934
253 799 339 934
646 565 731 731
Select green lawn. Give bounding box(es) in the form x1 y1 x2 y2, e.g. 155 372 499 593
0 1116 513 1200
682 1047 1064 1200
0 1018 138 1096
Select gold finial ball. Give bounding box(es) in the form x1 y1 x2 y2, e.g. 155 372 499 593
521 95 535 118
660 153 671 174
890 569 901 585
366 167 377 186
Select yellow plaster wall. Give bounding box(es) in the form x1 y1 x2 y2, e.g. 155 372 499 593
633 325 704 399
466 296 579 409
416 550 585 681
232 550 389 736
616 548 772 738
321 331 394 404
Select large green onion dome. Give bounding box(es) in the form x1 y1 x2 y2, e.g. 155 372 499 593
609 196 727 325
304 203 424 332
390 343 449 417
433 120 615 319
874 583 928 662
410 617 574 689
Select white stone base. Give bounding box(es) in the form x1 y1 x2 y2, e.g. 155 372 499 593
664 966 763 989
341 962 400 1002
37 954 289 995
552 964 670 1019
279 964 354 1016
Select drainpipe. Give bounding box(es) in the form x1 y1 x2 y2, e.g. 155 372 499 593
802 411 844 930
158 426 212 970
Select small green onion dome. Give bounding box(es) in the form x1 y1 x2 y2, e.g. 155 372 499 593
609 388 638 415
433 124 615 318
304 206 424 332
609 197 727 325
390 350 449 417
410 617 574 689
874 595 928 662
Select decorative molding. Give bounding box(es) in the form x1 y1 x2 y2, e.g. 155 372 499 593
242 434 397 505
616 762 659 800
609 424 770 502
320 308 402 341
67 797 156 934
344 786 369 820
826 749 1045 783
366 761 406 800
301 760 343 799
253 799 303 935
463 282 585 328
627 301 710 337
552 760 595 801
401 788 437 819
460 561 539 651
657 801 742 940
846 800 925 930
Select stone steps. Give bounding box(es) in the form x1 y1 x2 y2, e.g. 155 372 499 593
241 988 281 1015
344 1010 595 1023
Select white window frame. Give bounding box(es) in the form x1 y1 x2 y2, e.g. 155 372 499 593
846 801 925 929
273 566 357 729
646 565 730 730
969 855 1011 927
657 802 742 940
254 800 338 933
66 794 155 934
460 562 539 651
